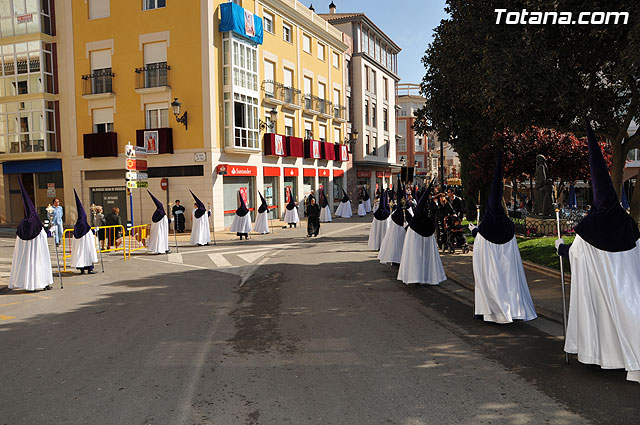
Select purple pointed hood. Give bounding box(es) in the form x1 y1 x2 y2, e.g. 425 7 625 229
257 191 269 214
286 188 296 211
319 189 329 208
477 151 515 244
409 186 436 237
73 189 92 239
16 178 43 240
391 175 407 226
190 190 206 219
341 188 349 203
147 190 166 223
373 189 390 221
575 119 639 251
363 186 370 201
236 191 249 217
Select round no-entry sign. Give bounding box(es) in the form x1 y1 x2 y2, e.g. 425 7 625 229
160 178 168 191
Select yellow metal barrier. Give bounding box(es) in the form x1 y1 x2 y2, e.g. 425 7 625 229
127 224 150 258
62 225 126 271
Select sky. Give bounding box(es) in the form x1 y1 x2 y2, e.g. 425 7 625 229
301 0 450 85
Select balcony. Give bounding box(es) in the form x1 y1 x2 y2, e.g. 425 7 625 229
83 132 118 158
304 95 331 117
318 98 333 119
262 80 301 109
81 71 115 100
135 63 171 94
333 104 347 123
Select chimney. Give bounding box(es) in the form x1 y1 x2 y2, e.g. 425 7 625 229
309 3 315 12
329 1 336 14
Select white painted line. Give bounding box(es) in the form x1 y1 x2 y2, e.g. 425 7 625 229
208 253 232 268
239 249 283 287
168 253 183 263
136 256 209 270
237 251 266 264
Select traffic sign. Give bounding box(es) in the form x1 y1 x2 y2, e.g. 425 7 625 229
126 171 148 181
160 178 168 191
125 144 147 158
126 159 148 171
127 181 149 189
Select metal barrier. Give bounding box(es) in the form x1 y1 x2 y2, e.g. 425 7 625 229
62 225 126 271
127 224 150 258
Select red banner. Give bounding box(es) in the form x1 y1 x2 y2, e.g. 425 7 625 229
284 167 298 177
358 171 371 178
226 164 257 176
239 187 248 205
263 166 280 176
318 169 330 177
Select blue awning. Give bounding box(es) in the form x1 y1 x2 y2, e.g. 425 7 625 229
2 159 62 174
219 2 263 45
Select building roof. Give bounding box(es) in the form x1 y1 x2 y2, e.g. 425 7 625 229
317 12 401 52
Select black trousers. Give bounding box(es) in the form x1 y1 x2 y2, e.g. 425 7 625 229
307 218 320 236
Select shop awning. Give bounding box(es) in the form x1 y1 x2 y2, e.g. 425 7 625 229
3 159 62 174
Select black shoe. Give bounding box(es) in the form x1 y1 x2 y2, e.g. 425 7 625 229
88 270 96 274
80 269 85 274
45 285 53 290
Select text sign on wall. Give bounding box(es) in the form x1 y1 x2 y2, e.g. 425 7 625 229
17 14 33 24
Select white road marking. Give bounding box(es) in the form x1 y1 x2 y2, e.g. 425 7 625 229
136 256 209 270
237 251 266 264
168 253 183 263
239 249 283 287
208 253 232 268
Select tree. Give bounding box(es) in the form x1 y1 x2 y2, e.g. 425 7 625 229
416 0 640 221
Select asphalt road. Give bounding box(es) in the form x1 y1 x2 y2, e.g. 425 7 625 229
1 217 639 425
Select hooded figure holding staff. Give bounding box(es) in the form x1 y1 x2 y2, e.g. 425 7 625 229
70 189 98 274
147 190 170 254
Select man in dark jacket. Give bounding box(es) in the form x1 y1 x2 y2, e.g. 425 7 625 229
171 200 186 232
447 188 465 218
306 197 321 237
105 207 123 248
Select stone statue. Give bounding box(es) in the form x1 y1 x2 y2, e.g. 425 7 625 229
534 154 553 217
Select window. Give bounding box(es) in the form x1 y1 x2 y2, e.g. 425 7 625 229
385 139 390 158
317 43 325 61
283 22 292 43
346 95 351 121
375 38 380 62
232 92 259 148
371 70 376 94
143 41 168 88
0 0 53 36
263 60 275 96
145 103 169 129
227 36 258 91
415 134 424 152
0 99 57 154
397 121 407 151
333 127 341 144
303 76 313 108
346 59 351 86
0 41 54 97
318 82 326 112
372 103 377 127
263 11 274 33
303 34 311 53
372 136 377 155
364 66 370 91
383 108 388 131
90 49 112 94
284 116 294 136
283 68 294 103
305 121 313 139
363 29 369 54
333 89 340 107
92 108 114 133
318 124 326 142
383 78 389 101
366 134 370 154
89 0 110 19
332 52 340 68
365 100 369 126
143 0 166 10
369 33 375 57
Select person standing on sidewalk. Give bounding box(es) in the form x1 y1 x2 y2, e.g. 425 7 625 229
51 198 63 247
172 200 186 233
555 119 640 384
306 196 321 237
468 151 536 324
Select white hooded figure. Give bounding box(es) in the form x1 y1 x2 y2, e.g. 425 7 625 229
556 119 640 384
8 178 53 291
319 189 332 223
469 152 536 324
253 191 270 234
283 188 300 227
70 189 98 274
363 186 372 213
378 179 413 265
357 200 366 216
147 190 170 254
368 190 390 251
189 190 211 246
335 188 352 218
230 190 252 240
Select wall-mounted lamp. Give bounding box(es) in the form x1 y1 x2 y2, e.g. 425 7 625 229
171 98 188 130
259 107 278 133
345 129 358 152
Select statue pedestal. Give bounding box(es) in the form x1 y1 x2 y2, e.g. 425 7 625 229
525 216 567 236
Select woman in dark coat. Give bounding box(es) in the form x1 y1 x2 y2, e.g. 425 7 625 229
306 197 321 237
172 200 186 232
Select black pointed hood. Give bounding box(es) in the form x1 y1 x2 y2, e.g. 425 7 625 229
363 186 370 201
319 189 329 208
391 176 407 226
478 151 515 244
236 191 249 217
409 187 436 237
190 190 206 219
373 189 390 221
257 191 269 214
341 188 349 203
147 190 166 223
286 188 296 211
575 119 639 251
73 189 92 239
16 178 43 240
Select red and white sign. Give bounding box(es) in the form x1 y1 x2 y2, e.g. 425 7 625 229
339 145 349 161
239 187 248 205
263 166 280 177
312 140 321 159
17 14 33 24
358 171 371 178
285 187 292 203
303 168 316 177
284 167 298 177
225 164 257 176
318 169 330 177
160 178 168 191
126 159 148 171
274 134 284 156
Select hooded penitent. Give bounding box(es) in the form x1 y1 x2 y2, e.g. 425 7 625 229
236 192 249 217
257 191 268 213
73 189 92 239
286 188 296 210
17 178 43 241
341 188 349 203
391 176 407 226
190 190 206 219
574 119 640 251
363 187 370 202
320 190 329 208
477 151 515 245
147 190 166 223
373 190 390 220
409 183 436 237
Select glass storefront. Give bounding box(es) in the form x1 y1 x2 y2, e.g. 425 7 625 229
223 176 255 227
8 170 64 223
332 176 343 205
263 176 278 219
284 176 297 204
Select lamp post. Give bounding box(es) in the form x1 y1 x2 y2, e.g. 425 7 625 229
440 137 445 191
347 128 359 153
259 107 278 133
171 98 188 130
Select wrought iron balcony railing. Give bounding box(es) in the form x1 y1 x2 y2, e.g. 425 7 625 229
81 70 114 95
135 63 170 89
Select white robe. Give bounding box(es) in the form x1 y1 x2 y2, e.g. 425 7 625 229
357 203 366 216
148 216 169 254
190 211 211 245
254 210 270 234
284 207 299 224
364 198 372 213
71 231 98 269
378 221 406 264
397 228 446 285
565 236 640 384
231 213 252 234
320 205 332 223
9 229 53 291
368 216 390 251
472 234 537 323
335 200 352 218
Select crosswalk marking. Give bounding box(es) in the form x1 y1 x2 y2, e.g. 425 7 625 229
237 251 267 264
208 253 232 268
168 253 183 263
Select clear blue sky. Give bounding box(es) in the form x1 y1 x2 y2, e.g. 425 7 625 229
303 0 450 84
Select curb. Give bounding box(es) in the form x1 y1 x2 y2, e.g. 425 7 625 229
522 260 571 282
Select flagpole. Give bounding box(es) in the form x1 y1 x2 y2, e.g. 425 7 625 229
553 185 569 365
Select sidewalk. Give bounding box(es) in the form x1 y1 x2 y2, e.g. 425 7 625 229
440 251 569 323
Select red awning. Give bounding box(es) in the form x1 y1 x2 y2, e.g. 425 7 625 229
284 167 299 177
263 166 280 176
303 168 316 177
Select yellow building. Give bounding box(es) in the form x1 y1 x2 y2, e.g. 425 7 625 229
68 0 350 230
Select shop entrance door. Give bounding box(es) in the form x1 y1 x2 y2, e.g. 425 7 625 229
91 187 129 225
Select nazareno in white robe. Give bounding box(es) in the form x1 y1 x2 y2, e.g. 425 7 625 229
565 236 640 384
230 212 253 234
71 230 98 269
397 227 446 285
368 216 390 251
357 203 366 216
148 216 169 254
320 205 332 222
284 206 299 224
378 220 406 264
9 228 53 291
190 210 211 245
335 200 352 218
364 198 372 213
253 210 270 234
472 233 537 323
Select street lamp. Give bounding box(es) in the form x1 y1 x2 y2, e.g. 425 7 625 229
346 128 358 152
171 98 188 130
259 107 278 133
